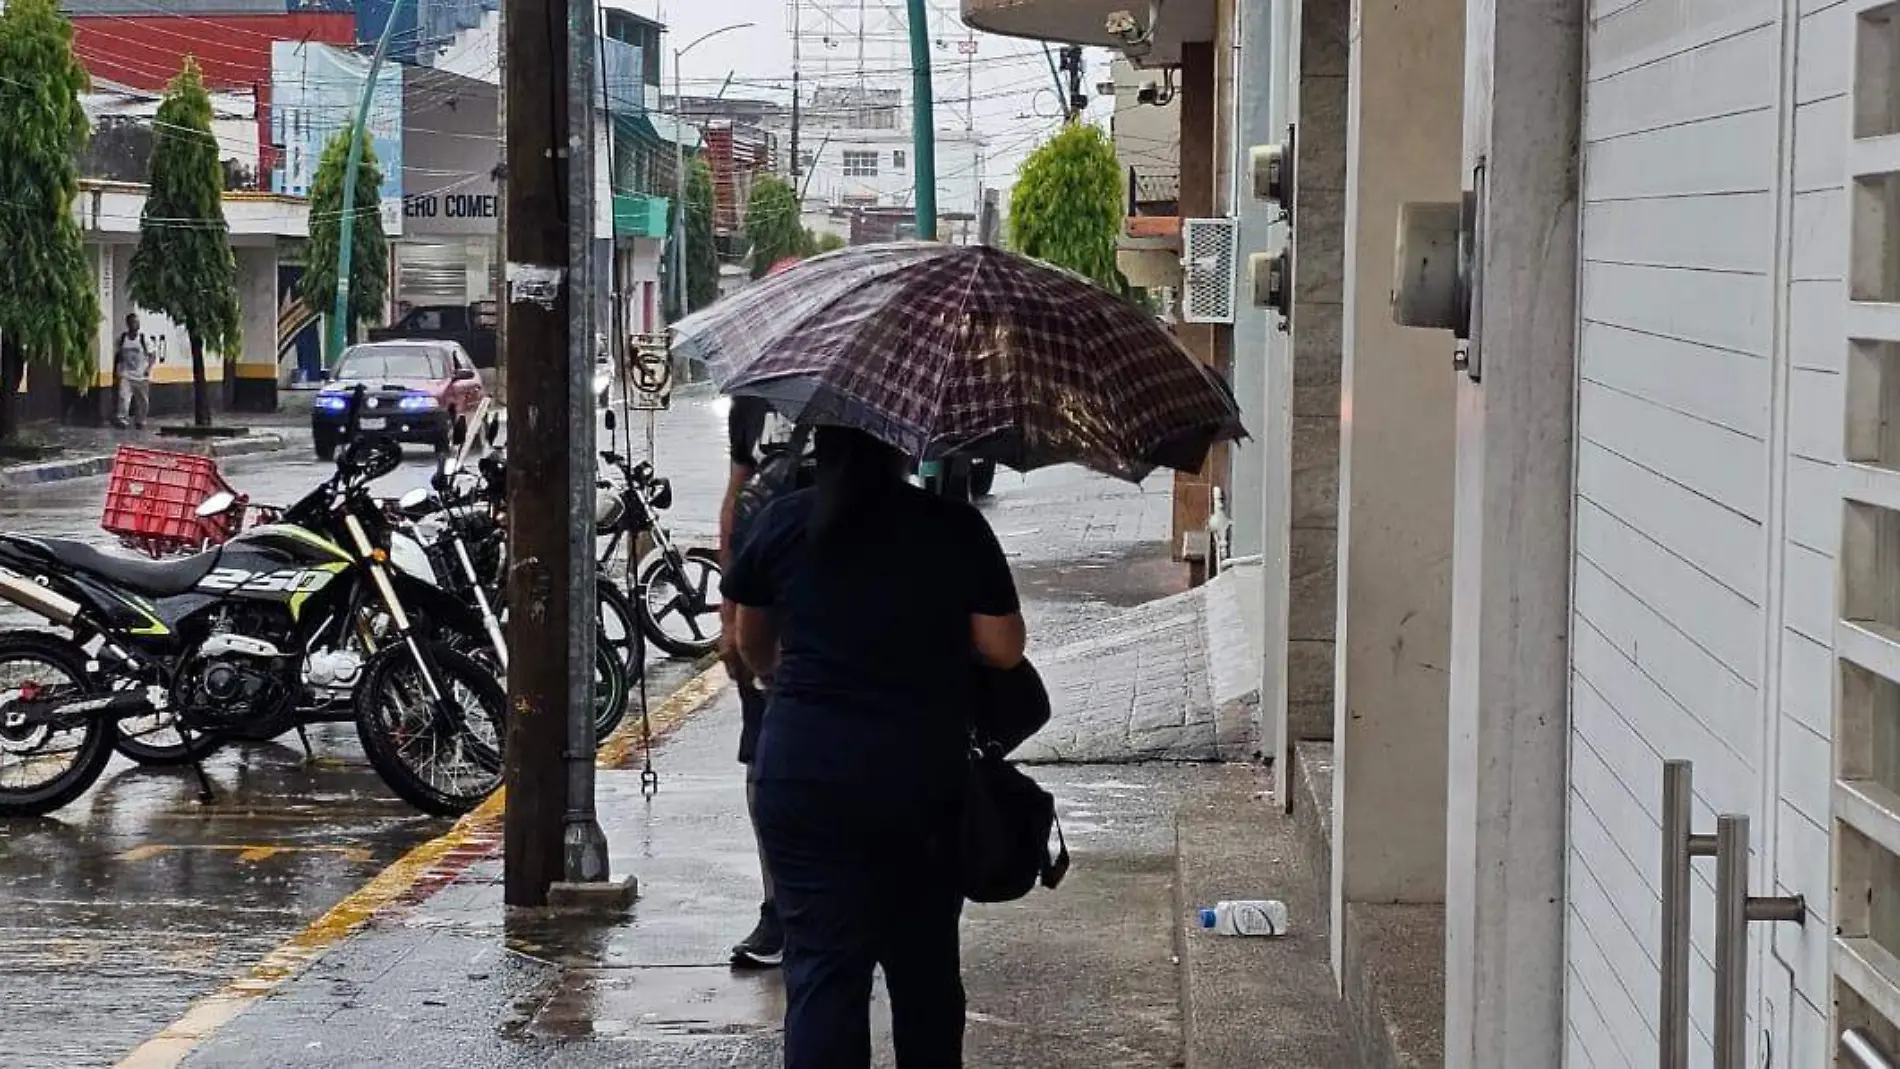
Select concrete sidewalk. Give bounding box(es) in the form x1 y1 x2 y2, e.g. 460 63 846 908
172 685 1322 1069
0 412 309 487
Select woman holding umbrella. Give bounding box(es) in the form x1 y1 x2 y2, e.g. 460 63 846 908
722 425 1025 1068
679 242 1244 1068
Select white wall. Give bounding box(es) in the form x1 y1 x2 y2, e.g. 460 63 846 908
403 79 500 238
1564 2 1845 1065
791 127 987 220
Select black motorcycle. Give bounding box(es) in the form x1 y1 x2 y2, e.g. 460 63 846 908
0 426 507 818
390 437 639 743
596 410 723 659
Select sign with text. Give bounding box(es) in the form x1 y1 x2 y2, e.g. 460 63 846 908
403 191 499 224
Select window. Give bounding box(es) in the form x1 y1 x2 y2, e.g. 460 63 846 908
335 345 448 381
798 151 816 171
893 150 906 169
843 150 879 177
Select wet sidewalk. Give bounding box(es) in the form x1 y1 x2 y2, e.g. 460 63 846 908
0 411 309 487
169 685 1229 1069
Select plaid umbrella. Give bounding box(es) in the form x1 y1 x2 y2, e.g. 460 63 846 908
670 242 1246 481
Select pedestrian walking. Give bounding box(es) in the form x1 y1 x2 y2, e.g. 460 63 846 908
720 394 815 969
113 314 153 429
722 425 1027 1069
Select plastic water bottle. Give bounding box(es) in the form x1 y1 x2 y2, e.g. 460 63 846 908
1198 899 1289 937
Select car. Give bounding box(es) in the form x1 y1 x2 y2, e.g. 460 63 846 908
312 341 486 461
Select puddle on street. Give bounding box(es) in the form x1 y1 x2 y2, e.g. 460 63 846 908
525 966 784 1041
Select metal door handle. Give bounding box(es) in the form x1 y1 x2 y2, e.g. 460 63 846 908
1659 761 1807 1069
1661 760 1714 1069
1712 814 1804 1067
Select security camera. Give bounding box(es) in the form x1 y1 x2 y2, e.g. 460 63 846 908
1137 82 1160 105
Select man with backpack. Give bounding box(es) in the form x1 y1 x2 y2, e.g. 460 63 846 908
721 395 815 968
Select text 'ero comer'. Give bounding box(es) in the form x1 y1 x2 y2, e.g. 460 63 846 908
404 193 499 220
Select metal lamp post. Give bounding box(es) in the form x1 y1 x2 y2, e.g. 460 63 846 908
669 22 755 318
329 0 409 365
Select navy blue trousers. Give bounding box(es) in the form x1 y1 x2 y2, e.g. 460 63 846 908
753 779 965 1069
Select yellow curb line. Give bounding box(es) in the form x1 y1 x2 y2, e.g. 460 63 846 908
116 663 732 1069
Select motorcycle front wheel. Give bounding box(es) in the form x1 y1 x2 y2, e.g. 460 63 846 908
636 547 723 659
354 641 506 816
0 632 114 817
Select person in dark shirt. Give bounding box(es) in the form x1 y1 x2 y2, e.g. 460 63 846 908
721 395 808 967
722 426 1026 1069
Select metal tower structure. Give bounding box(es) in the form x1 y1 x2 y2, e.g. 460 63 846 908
786 0 973 131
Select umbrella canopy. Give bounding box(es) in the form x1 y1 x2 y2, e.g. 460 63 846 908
671 242 1245 481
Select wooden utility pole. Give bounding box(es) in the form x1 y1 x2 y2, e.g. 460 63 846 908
500 0 610 908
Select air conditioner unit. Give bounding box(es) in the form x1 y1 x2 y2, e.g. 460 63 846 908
1180 217 1238 325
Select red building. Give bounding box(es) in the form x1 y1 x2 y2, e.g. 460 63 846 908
68 7 358 179
700 122 777 241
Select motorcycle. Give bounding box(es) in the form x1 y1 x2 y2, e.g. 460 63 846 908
0 399 507 818
388 412 639 742
595 409 723 659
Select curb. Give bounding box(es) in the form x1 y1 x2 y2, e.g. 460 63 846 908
0 433 288 490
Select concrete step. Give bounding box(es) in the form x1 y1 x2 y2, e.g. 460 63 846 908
1173 764 1351 1068
1292 740 1445 1069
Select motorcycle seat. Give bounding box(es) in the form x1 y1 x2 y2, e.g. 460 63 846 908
4 536 220 597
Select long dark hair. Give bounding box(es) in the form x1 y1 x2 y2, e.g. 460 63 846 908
810 425 907 548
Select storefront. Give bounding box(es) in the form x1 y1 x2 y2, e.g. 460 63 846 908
398 73 501 312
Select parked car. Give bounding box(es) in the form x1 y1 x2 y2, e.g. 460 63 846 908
367 301 498 368
312 341 486 460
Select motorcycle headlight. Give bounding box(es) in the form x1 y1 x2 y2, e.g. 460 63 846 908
593 489 626 534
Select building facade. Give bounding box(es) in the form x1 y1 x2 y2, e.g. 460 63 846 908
965 0 1899 1064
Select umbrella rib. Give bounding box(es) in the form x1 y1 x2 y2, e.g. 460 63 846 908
920 248 992 461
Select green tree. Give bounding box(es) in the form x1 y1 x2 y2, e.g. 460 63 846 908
298 127 389 358
1008 123 1124 290
810 230 847 255
681 158 718 313
745 175 808 278
0 0 98 441
129 58 240 427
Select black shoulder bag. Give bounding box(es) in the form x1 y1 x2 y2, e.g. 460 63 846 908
961 660 1069 903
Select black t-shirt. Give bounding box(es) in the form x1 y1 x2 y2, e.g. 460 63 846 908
720 484 1020 787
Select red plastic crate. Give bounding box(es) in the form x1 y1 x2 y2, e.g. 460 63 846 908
100 446 240 556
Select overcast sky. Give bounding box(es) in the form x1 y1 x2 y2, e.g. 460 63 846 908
608 0 1116 198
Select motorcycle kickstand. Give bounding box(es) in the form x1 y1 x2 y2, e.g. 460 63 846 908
180 729 217 805
295 724 316 763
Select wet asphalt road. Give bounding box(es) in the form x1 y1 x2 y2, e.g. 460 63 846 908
0 400 734 1068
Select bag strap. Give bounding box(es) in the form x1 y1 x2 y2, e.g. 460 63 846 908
1042 814 1070 890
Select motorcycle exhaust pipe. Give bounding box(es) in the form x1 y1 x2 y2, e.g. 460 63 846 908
0 569 80 627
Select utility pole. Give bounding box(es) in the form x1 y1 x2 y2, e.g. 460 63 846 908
672 41 686 319
1059 45 1086 124
904 0 936 241
500 0 616 910
790 0 802 184
493 3 508 401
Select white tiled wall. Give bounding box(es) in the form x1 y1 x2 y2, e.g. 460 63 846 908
1567 0 1848 1064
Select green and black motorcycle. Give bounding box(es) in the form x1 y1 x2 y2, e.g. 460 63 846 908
0 413 506 818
